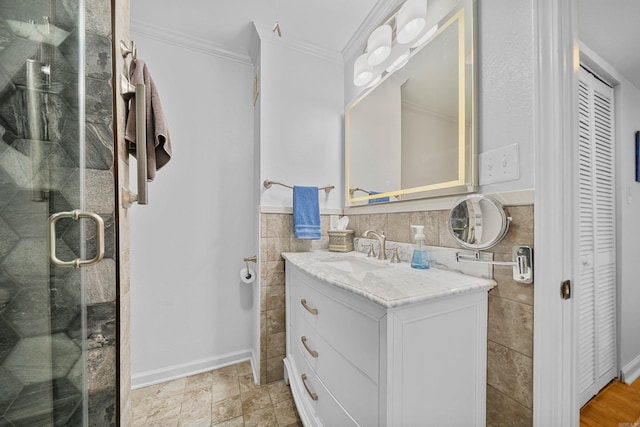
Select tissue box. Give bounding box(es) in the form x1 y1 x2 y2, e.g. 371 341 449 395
328 230 354 252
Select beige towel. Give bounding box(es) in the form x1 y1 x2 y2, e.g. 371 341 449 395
125 59 171 181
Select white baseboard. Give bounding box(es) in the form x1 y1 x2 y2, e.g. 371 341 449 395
621 354 640 385
250 348 260 386
131 349 255 389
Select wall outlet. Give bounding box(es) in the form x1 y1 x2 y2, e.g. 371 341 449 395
479 144 520 185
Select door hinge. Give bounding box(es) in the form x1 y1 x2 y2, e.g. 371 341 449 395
561 280 571 300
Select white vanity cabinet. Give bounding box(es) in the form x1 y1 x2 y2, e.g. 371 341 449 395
283 255 492 427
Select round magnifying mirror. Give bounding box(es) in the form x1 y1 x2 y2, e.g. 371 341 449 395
447 195 511 250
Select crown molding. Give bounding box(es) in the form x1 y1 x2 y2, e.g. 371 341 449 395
130 20 252 64
342 0 404 61
252 23 343 65
131 20 343 66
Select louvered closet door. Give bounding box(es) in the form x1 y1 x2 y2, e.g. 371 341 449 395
577 67 617 407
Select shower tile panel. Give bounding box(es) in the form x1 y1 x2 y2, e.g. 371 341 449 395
1 238 48 284
0 167 17 207
84 169 115 213
86 388 116 426
84 78 113 126
0 367 22 415
67 259 116 304
0 271 17 312
1 211 46 238
3 333 80 385
86 302 116 349
87 346 116 393
84 122 114 170
3 378 81 426
0 319 18 364
3 279 79 338
83 33 111 80
0 0 117 423
0 39 40 84
0 217 17 258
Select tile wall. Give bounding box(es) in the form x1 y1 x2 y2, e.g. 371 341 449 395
258 214 330 384
259 204 534 426
0 0 118 424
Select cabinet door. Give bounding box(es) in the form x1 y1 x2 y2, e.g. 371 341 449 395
389 291 488 426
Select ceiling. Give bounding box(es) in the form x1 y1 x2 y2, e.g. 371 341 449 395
129 0 381 56
578 0 640 88
130 1 640 88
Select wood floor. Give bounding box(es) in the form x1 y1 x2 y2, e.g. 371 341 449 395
581 377 640 427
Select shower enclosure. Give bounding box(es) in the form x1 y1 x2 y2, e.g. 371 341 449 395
0 0 118 425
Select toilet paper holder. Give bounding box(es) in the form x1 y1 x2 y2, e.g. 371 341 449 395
243 255 257 279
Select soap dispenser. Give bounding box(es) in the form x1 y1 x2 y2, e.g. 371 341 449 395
410 225 430 269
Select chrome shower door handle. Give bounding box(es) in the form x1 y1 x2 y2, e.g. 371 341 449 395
48 210 105 268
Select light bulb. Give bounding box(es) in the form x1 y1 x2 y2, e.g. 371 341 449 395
366 25 392 66
396 0 427 44
354 53 373 87
367 74 382 88
386 52 410 74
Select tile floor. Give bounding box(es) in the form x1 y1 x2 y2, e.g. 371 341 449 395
131 361 302 426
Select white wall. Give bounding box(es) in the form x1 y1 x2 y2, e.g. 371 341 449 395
257 27 344 210
476 0 534 192
129 29 257 386
617 75 640 383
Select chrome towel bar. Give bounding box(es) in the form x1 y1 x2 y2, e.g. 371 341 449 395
263 179 334 194
349 187 372 195
122 82 148 208
120 39 148 208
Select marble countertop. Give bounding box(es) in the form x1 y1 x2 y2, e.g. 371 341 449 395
282 250 496 309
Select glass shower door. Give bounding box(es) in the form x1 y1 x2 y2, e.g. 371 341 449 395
0 1 97 425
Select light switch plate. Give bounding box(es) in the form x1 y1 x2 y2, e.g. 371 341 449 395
479 144 520 185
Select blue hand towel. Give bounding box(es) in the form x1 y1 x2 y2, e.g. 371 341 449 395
368 191 390 204
293 186 321 240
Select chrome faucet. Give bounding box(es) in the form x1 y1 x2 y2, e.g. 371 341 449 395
363 230 387 260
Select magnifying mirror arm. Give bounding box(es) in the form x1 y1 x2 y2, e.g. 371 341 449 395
455 251 515 265
456 246 533 284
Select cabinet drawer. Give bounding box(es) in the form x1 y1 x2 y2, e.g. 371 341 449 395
291 349 359 427
292 320 378 427
289 268 379 381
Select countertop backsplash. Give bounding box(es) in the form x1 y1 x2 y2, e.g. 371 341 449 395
354 237 494 279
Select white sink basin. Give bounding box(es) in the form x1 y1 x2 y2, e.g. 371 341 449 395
319 256 391 273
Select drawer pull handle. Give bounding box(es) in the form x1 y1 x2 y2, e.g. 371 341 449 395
301 336 319 358
301 299 318 315
301 373 318 401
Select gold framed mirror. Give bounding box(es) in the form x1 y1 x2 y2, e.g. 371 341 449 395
346 0 476 206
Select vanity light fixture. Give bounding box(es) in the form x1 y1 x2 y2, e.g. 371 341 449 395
367 74 382 88
386 52 410 73
366 24 392 66
353 0 429 87
354 53 374 87
396 0 427 44
411 23 438 48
